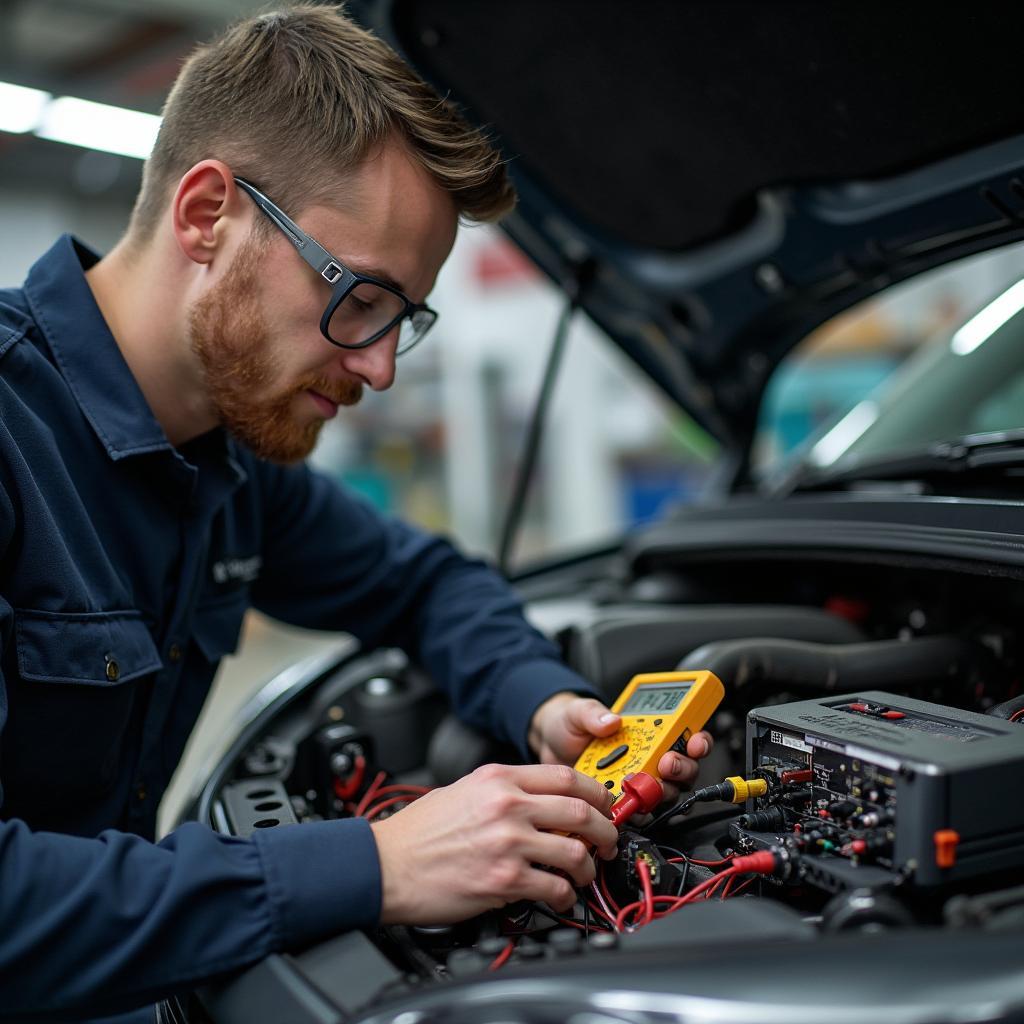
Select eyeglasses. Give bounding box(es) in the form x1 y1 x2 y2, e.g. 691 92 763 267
234 177 438 356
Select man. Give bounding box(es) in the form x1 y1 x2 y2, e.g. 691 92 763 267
0 6 712 1020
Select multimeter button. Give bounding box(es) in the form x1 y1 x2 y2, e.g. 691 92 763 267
596 744 629 770
882 711 906 720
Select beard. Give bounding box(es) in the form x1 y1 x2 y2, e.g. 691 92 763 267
188 236 362 463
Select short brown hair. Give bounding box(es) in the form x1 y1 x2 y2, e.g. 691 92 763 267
128 3 514 242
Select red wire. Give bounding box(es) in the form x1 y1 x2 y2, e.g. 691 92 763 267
488 939 516 971
586 898 617 928
364 794 419 820
676 866 741 906
597 859 621 913
610 856 772 928
555 915 611 933
354 771 388 817
729 876 757 897
366 783 433 798
614 899 644 931
706 873 732 899
637 859 655 925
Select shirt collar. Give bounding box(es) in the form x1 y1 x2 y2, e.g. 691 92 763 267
23 234 173 460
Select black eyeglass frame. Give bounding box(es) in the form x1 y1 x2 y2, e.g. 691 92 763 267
233 176 438 354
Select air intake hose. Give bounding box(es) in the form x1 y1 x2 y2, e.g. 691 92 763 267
678 634 972 693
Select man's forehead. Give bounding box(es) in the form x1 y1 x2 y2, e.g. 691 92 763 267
343 261 408 294
303 195 456 300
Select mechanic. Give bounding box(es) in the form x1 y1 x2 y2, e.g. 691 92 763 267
0 7 712 1022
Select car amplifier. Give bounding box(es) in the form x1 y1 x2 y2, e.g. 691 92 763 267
733 690 1024 889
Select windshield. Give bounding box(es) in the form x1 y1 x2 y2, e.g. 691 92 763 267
755 242 1024 483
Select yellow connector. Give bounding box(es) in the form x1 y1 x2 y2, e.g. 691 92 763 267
725 776 769 803
635 850 660 883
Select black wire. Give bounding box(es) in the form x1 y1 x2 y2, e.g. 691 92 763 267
642 794 697 833
677 858 692 896
655 845 691 861
497 296 577 574
529 902 583 930
653 844 697 896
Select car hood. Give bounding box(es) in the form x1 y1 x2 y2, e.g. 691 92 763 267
352 0 1024 453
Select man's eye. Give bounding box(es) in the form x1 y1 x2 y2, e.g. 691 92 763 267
347 292 376 313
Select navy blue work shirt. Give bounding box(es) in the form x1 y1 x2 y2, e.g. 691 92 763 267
0 236 597 1021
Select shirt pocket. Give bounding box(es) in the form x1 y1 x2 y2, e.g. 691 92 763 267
8 609 162 803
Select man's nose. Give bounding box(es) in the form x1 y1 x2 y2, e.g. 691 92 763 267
337 330 398 391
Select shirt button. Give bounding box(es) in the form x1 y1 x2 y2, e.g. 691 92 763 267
105 655 120 682
168 643 183 663
135 783 147 802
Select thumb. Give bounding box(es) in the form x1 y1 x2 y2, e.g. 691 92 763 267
569 698 621 738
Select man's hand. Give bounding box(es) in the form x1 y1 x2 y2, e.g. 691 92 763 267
370 763 618 924
528 692 714 802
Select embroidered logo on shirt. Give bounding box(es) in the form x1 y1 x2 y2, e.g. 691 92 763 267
211 555 263 585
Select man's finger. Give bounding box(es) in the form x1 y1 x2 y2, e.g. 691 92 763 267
686 731 713 759
657 751 700 787
519 866 578 913
500 763 615 811
566 697 620 738
524 833 599 887
530 794 619 853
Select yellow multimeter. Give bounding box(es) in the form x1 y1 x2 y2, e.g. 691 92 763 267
574 671 724 797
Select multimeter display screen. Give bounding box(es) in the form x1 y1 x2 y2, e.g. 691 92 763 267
621 681 693 715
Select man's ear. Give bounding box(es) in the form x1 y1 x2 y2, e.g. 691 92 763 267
171 160 244 266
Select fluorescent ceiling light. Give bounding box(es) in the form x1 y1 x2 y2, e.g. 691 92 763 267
951 279 1024 356
0 82 52 134
35 96 160 160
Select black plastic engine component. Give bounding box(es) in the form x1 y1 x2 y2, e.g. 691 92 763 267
219 778 299 838
608 830 685 896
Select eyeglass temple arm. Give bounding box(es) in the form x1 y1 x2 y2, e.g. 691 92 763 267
233 177 342 281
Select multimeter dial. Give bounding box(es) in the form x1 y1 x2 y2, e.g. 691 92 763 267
575 719 685 786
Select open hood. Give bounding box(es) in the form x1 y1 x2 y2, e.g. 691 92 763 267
352 0 1024 453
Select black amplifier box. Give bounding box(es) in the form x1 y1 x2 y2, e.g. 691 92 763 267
741 691 1024 888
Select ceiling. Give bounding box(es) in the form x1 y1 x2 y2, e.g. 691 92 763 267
0 0 274 200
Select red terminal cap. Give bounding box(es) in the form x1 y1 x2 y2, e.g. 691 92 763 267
609 772 663 828
851 839 867 855
934 829 960 869
817 809 830 818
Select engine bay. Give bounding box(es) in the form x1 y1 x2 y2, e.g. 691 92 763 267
185 546 1024 1023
